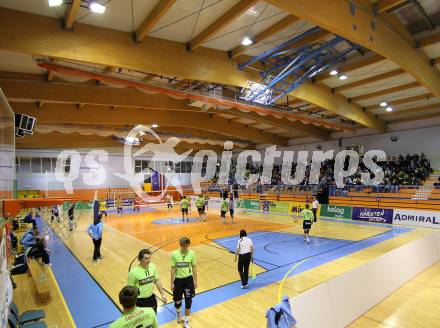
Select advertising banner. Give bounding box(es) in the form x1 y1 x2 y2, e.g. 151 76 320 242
352 207 393 224
289 202 307 217
235 199 260 211
208 197 223 209
268 201 290 213
262 201 270 212
393 209 440 229
320 205 352 219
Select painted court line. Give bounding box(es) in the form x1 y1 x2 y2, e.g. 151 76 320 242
42 219 121 328
157 225 413 325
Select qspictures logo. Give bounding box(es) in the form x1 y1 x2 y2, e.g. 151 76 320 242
54 125 387 201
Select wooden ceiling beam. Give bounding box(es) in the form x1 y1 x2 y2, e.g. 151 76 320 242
351 81 420 103
16 132 224 152
315 54 385 82
229 15 299 58
380 102 440 120
374 0 408 13
366 93 433 111
0 8 385 131
389 111 440 123
135 0 177 42
335 69 406 92
285 28 332 50
64 0 82 30
0 77 330 139
188 0 259 50
268 0 440 100
11 102 287 145
417 32 440 48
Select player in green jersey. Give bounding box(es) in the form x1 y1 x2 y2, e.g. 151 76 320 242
127 249 167 313
110 286 159 328
180 196 190 221
300 204 314 243
220 197 229 224
195 194 206 221
170 237 197 328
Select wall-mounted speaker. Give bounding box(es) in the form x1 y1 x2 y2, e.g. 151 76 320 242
14 113 36 137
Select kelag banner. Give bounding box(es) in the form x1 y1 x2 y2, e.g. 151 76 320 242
352 207 393 224
320 205 352 219
393 209 440 229
268 201 290 213
243 199 261 211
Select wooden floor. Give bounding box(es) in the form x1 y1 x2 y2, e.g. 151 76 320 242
12 264 75 328
350 260 440 327
28 205 438 327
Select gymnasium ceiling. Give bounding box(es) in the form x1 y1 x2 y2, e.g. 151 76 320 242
0 0 440 151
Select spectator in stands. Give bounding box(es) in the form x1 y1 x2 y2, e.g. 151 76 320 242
21 227 39 249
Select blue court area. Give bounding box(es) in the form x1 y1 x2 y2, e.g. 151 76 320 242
38 218 121 328
41 216 413 327
152 217 200 224
214 231 352 270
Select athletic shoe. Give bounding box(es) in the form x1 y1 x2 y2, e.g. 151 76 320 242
241 285 245 289
176 311 182 323
183 321 191 328
244 284 249 289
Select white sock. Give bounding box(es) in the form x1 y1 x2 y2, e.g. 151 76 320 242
185 316 190 322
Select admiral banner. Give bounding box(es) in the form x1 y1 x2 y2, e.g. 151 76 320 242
393 209 440 229
320 205 352 219
352 207 393 224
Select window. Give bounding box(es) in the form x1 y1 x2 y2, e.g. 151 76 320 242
31 157 42 173
135 160 142 173
19 157 31 174
42 158 52 173
64 158 71 174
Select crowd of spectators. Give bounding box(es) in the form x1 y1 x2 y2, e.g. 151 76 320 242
208 153 433 193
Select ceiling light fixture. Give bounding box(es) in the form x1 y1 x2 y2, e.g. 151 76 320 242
151 123 159 128
380 102 387 107
48 0 63 7
241 36 254 46
338 74 348 80
89 1 106 14
386 107 393 112
329 70 338 76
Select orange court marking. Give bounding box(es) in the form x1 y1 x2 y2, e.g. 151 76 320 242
106 208 290 251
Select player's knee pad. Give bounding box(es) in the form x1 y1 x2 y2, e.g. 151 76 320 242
174 300 182 309
184 296 192 309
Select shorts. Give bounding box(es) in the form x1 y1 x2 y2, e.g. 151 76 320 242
197 206 205 214
173 276 195 305
303 220 312 230
229 209 234 216
167 203 173 208
220 210 226 218
181 208 188 214
136 294 158 313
